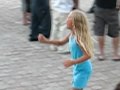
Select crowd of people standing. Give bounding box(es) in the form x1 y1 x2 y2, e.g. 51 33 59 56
21 0 120 59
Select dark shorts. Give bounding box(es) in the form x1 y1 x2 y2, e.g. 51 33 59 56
94 7 120 37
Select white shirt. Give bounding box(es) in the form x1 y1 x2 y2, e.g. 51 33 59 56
51 0 74 13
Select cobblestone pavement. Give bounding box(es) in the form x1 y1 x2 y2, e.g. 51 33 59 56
0 0 120 90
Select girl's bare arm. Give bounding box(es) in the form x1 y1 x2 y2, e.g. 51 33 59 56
72 50 91 64
64 47 91 68
38 33 70 46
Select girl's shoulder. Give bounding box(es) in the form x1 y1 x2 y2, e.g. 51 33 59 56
69 33 76 39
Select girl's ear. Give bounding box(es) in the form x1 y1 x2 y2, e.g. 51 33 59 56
72 22 75 29
72 23 74 28
71 20 74 27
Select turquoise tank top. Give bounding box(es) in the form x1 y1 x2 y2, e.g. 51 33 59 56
69 35 92 73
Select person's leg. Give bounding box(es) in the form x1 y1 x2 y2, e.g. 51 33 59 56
108 26 120 60
94 8 106 60
30 1 51 41
29 2 39 41
26 0 31 13
23 12 28 25
97 36 105 59
107 10 120 61
57 12 70 53
26 0 31 22
39 8 51 38
50 10 60 51
21 0 28 25
112 37 120 60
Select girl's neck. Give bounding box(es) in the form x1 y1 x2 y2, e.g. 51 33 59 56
71 28 76 35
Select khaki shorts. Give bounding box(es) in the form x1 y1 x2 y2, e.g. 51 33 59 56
94 7 120 37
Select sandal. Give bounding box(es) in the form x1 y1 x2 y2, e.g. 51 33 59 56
112 55 120 61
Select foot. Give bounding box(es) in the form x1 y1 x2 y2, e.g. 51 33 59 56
23 21 31 25
29 38 38 41
112 55 120 61
23 22 29 26
97 54 105 61
49 46 57 51
23 19 31 26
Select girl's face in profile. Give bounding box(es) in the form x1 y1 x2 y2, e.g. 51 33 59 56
66 14 73 30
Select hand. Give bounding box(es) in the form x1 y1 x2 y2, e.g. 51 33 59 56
38 34 48 43
63 60 74 68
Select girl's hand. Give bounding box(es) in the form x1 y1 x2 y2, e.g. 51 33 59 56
63 60 74 68
38 34 48 43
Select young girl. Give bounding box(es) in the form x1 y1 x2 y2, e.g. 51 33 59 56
38 10 93 90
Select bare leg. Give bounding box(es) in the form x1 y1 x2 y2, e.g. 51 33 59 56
26 12 31 21
23 12 28 25
112 37 120 60
97 36 105 60
23 12 31 25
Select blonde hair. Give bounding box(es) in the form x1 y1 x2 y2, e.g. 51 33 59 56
70 10 94 57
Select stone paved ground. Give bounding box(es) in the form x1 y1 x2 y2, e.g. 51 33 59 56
0 0 120 90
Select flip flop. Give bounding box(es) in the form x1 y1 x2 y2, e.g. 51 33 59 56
112 56 120 61
112 58 120 61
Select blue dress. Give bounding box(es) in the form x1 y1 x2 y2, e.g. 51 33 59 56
69 35 92 89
